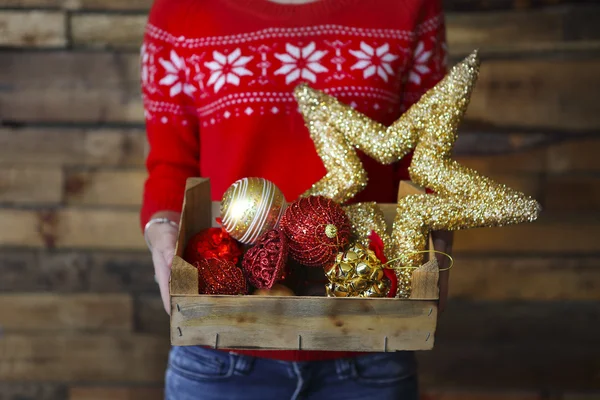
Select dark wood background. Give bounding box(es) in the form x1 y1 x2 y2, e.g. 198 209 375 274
0 0 599 399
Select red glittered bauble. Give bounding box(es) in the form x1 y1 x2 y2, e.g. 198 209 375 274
184 227 243 267
242 229 289 289
196 258 248 295
280 196 352 267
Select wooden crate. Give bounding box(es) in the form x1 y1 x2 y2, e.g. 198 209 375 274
169 177 439 352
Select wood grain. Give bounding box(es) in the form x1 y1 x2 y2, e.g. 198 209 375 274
422 390 543 400
453 212 600 253
546 138 600 173
0 293 133 332
437 300 600 345
544 175 600 210
0 208 146 249
0 334 169 382
71 14 146 48
449 256 600 301
0 52 143 123
171 295 438 351
0 0 153 9
0 127 146 167
418 341 600 390
0 383 67 400
0 209 46 247
0 10 66 47
467 59 600 131
69 387 163 400
65 169 145 207
0 166 63 205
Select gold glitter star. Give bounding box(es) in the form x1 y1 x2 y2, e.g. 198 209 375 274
294 51 542 298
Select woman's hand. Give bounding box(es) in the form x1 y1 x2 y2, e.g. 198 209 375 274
431 230 454 313
145 211 181 315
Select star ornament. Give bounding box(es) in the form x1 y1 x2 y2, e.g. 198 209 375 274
293 50 542 298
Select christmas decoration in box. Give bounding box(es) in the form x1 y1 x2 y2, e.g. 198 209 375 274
168 50 542 351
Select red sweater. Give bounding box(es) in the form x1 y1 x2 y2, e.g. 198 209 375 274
141 0 447 362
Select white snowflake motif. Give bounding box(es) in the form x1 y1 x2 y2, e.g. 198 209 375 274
408 41 432 85
274 42 328 84
205 48 253 93
159 50 196 97
350 42 399 82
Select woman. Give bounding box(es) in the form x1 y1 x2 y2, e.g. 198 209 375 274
141 0 452 398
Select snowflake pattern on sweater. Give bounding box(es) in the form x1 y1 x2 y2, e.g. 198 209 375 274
141 18 447 128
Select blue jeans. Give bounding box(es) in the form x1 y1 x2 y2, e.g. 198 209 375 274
165 346 418 400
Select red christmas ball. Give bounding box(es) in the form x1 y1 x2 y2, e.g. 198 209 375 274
280 196 352 267
196 258 248 295
242 229 289 290
184 227 243 267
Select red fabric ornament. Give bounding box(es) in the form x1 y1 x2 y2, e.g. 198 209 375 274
242 229 289 289
368 230 398 298
280 196 352 267
196 258 248 295
184 226 243 267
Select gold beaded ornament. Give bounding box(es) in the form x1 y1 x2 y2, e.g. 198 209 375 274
294 50 542 298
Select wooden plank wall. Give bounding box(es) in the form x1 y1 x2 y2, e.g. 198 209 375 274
0 0 599 399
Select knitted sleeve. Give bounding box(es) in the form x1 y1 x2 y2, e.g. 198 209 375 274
139 1 200 231
395 0 448 185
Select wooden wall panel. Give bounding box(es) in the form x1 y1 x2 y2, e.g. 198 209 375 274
0 52 143 123
0 0 153 10
65 169 145 207
0 334 169 383
71 14 146 48
0 10 66 47
0 293 133 332
0 383 67 400
69 387 163 400
0 128 146 167
0 166 63 205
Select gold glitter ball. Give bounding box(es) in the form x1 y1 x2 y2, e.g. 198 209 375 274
220 177 287 245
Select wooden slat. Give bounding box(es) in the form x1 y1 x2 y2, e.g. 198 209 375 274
449 256 600 301
135 295 169 335
0 334 169 382
0 0 153 10
0 166 63 205
0 249 157 293
0 383 67 400
0 127 146 167
0 293 133 332
437 300 600 345
0 10 66 48
65 169 145 207
544 175 600 210
442 0 594 12
467 59 600 131
422 389 542 400
0 52 143 123
446 9 562 54
71 14 146 48
0 209 46 247
0 208 145 249
171 295 438 351
2 52 599 130
454 212 600 253
418 341 600 390
546 138 600 173
69 387 163 400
